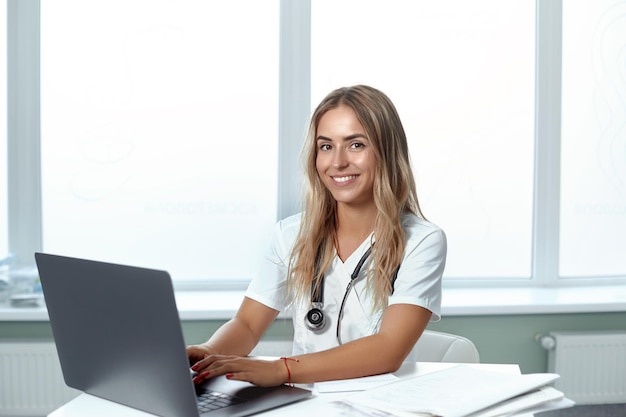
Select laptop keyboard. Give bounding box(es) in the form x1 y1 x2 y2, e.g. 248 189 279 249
197 390 246 412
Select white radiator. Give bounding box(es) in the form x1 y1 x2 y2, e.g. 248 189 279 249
540 330 626 404
0 341 79 417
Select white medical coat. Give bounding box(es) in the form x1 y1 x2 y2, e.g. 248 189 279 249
245 212 446 362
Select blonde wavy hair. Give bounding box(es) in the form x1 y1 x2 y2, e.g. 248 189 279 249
288 85 424 312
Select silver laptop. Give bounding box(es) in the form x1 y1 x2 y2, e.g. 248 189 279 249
35 252 311 417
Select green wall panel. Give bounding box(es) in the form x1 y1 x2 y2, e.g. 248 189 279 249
2 313 625 374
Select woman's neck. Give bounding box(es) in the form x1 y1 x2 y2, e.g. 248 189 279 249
334 204 377 262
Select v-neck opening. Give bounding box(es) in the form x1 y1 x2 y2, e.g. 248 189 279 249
335 233 374 268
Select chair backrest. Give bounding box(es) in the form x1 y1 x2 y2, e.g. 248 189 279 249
415 330 480 363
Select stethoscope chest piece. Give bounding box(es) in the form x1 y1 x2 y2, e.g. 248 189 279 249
305 246 373 337
304 301 326 331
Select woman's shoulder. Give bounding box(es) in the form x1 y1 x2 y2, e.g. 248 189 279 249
401 212 446 241
400 213 447 264
276 212 303 229
273 212 304 241
265 213 304 257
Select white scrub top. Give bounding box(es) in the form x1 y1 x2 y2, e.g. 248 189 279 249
245 212 446 362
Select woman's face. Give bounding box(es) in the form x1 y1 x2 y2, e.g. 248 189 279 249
315 105 377 209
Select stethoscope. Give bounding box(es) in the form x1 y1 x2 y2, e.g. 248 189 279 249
305 244 399 345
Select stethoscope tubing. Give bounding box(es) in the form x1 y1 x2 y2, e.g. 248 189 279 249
308 245 373 344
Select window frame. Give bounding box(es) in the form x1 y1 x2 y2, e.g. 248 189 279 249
7 0 42 269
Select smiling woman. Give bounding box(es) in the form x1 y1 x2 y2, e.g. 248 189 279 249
186 84 446 387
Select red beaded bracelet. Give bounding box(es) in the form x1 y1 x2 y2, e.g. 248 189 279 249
280 357 299 386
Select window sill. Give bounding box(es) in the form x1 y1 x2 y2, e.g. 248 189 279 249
440 285 626 315
1 284 625 322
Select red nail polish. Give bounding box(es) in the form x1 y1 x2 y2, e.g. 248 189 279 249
193 371 210 383
226 373 234 379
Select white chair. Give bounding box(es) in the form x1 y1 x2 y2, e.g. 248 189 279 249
415 330 480 363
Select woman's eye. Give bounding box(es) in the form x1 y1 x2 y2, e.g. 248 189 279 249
350 142 364 149
319 143 331 151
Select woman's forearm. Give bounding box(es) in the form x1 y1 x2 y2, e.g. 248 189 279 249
202 317 260 357
287 304 430 383
285 333 405 384
203 297 280 357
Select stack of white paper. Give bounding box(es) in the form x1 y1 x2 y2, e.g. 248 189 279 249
335 365 567 417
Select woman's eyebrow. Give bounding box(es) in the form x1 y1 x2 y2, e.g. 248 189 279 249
316 133 367 141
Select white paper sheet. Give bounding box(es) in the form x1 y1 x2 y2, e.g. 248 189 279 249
315 373 400 393
338 365 561 417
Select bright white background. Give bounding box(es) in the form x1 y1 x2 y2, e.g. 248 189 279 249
3 0 625 286
560 0 626 278
40 1 279 281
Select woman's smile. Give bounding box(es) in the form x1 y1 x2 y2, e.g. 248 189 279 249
332 174 358 184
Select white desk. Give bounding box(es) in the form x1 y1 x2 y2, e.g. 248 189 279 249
48 362 527 417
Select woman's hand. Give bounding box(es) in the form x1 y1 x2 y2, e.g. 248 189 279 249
186 344 215 366
190 354 288 387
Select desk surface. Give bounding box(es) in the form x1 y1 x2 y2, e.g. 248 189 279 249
48 362 524 417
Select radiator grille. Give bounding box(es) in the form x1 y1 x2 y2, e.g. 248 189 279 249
0 341 79 417
547 330 626 404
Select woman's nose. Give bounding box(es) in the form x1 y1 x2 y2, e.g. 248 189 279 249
332 149 348 168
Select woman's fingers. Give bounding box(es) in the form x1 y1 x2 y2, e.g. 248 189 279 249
191 356 286 387
191 354 237 383
186 344 213 366
192 370 211 384
190 353 211 372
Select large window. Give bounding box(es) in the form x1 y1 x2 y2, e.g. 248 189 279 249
4 1 626 288
40 1 279 281
312 1 535 279
560 0 626 279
